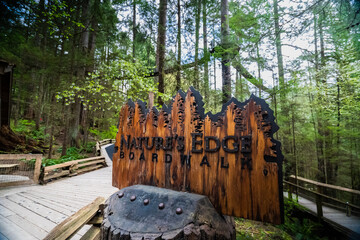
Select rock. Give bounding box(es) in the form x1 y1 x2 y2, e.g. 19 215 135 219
101 185 235 239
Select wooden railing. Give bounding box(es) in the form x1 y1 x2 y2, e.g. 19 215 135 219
284 175 360 218
41 156 107 183
0 154 43 186
95 139 115 156
44 197 104 240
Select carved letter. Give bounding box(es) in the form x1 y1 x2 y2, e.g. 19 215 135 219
200 155 210 167
120 151 124 159
144 137 154 150
177 136 184 151
191 133 203 153
137 137 144 149
165 154 172 163
222 136 239 153
154 137 163 150
241 136 252 153
163 137 173 150
129 152 135 160
221 157 229 168
121 135 130 150
205 136 220 152
180 154 191 167
152 153 158 162
241 157 252 170
129 137 138 149
139 152 145 161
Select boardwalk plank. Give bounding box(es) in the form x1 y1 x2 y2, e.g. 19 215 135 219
7 213 48 239
18 192 74 216
0 198 56 231
5 194 68 223
0 204 14 217
0 232 9 240
0 215 37 240
23 192 80 212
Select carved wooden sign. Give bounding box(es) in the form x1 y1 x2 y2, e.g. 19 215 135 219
113 87 284 224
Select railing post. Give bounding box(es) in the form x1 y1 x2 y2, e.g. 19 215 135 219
346 202 351 217
316 185 323 219
288 183 293 201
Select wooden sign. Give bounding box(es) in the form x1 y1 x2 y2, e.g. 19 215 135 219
113 87 284 224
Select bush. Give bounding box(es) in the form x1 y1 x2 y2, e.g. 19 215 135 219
89 125 117 140
44 147 87 167
11 119 49 140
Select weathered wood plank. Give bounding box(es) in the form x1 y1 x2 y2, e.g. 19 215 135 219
0 154 42 160
87 214 103 225
44 169 70 181
75 165 103 175
0 180 32 188
0 232 9 240
43 197 105 240
17 192 74 216
0 164 19 168
76 159 106 168
0 204 14 217
80 226 100 240
0 214 38 240
5 194 68 223
33 155 42 183
289 175 360 195
44 156 104 172
7 213 47 239
28 190 89 207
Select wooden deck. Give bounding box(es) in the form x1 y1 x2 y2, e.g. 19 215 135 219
0 145 118 240
285 192 360 239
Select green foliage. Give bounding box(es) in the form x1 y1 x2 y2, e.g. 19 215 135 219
11 120 49 141
42 146 89 167
56 59 170 111
235 218 292 240
279 198 327 240
89 126 118 140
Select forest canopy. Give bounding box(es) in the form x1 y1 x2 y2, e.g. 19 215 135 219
0 0 359 190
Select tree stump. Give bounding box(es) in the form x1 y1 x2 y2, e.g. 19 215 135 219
101 185 236 239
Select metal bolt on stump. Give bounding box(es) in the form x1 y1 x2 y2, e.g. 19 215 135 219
101 185 236 240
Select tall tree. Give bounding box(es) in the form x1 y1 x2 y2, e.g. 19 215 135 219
156 0 168 105
273 0 285 101
133 0 137 59
203 0 209 99
221 0 231 103
176 0 181 91
194 0 201 89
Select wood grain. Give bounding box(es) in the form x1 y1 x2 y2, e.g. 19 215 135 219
113 88 284 224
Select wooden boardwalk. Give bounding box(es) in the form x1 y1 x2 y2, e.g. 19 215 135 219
0 145 118 240
285 193 360 239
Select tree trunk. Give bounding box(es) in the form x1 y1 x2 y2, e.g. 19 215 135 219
221 0 231 104
203 0 209 99
273 0 285 101
61 104 69 157
132 0 136 59
256 43 262 98
47 95 56 159
314 10 326 183
176 0 181 91
156 0 168 105
194 0 201 89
